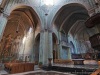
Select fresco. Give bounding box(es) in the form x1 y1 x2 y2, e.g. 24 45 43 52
0 34 22 62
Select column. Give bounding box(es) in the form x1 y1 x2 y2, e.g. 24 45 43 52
58 31 62 59
48 31 53 63
44 30 49 65
0 14 8 41
39 30 49 65
68 48 71 59
30 30 35 62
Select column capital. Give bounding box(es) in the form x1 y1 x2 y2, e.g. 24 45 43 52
0 8 9 18
48 30 52 33
3 12 9 18
40 29 52 33
40 29 45 32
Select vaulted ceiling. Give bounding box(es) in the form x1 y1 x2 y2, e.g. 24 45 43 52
3 7 39 38
54 4 89 34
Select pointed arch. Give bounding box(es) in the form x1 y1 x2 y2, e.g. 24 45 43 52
52 3 89 32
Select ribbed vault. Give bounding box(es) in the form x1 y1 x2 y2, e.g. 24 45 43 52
3 7 39 38
54 3 89 34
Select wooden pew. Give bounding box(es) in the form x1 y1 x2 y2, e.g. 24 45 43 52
24 63 34 72
4 62 34 74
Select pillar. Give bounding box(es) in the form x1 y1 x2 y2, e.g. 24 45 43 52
28 30 35 62
0 13 8 41
68 48 71 59
58 31 62 59
48 31 53 63
39 30 48 65
39 30 54 65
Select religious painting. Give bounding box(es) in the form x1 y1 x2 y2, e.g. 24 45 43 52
0 33 22 62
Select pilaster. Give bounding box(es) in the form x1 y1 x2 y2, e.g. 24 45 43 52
39 30 47 65
0 13 8 41
48 31 53 63
39 29 54 65
58 31 62 59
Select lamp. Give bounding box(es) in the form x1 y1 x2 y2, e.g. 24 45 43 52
0 4 8 17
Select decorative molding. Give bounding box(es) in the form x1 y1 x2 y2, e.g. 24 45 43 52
3 12 9 18
0 4 9 18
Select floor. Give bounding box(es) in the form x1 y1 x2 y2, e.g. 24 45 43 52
0 70 8 75
0 64 41 75
0 64 76 75
52 64 99 69
0 64 99 75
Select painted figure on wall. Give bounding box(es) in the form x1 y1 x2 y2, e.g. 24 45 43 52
11 35 22 58
2 34 13 57
13 36 20 53
0 34 23 62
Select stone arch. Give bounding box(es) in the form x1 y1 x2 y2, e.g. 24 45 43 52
52 3 89 32
1 5 41 38
68 20 95 54
9 5 41 27
48 2 90 29
2 3 43 31
0 5 41 62
50 3 90 58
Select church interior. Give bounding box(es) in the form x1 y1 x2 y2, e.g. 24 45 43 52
0 0 100 75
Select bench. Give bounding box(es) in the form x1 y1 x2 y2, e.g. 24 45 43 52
4 62 34 74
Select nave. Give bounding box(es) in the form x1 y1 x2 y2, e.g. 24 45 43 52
0 0 100 75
